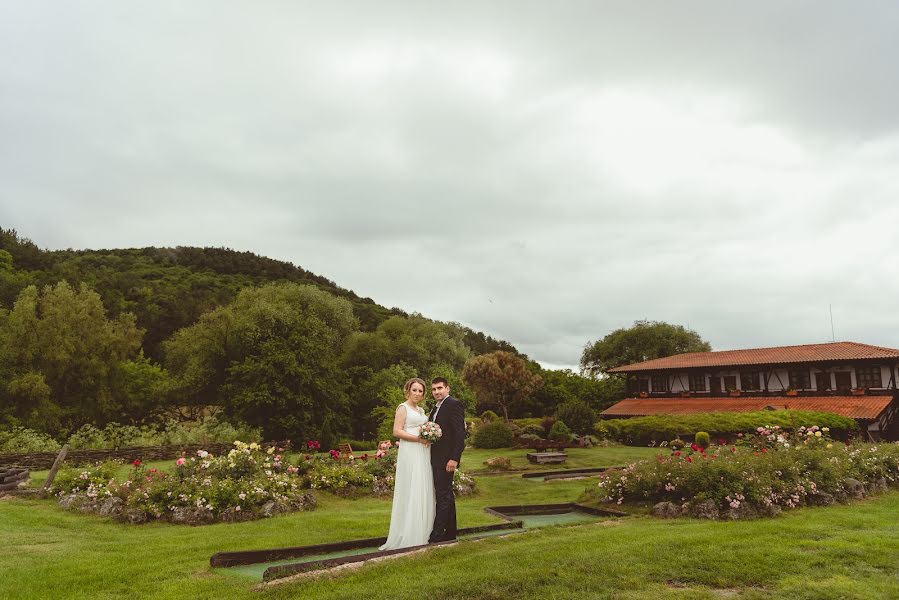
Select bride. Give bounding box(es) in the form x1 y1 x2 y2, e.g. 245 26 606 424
379 377 435 550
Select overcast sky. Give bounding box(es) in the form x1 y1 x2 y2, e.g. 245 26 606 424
2 1 899 369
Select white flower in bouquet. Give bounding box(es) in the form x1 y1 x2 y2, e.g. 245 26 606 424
419 421 442 443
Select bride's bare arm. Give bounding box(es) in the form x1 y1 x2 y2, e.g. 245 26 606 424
391 405 424 443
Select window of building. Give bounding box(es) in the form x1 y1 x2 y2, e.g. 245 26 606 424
834 371 852 391
689 373 706 392
855 366 883 389
723 375 737 391
740 372 760 391
814 372 831 391
650 375 668 393
788 370 810 390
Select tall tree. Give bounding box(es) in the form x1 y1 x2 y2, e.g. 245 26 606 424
0 282 144 432
462 351 543 421
342 315 471 375
163 282 358 440
580 320 711 376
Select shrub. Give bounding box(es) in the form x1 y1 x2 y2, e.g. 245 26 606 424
511 418 544 430
62 418 262 450
556 401 596 436
594 421 610 440
592 426 899 518
479 410 500 423
521 424 545 437
160 417 261 446
548 421 572 442
600 411 858 445
695 431 710 449
0 427 62 454
339 439 378 451
540 416 557 436
473 421 515 449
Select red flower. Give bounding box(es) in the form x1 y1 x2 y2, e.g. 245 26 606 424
761 448 768 453
690 443 699 452
730 447 736 453
149 468 157 473
754 451 759 456
686 456 692 463
718 439 726 446
674 451 681 456
132 459 141 467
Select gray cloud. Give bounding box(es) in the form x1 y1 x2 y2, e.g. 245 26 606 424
3 1 899 368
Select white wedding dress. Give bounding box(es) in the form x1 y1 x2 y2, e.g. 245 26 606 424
379 402 435 550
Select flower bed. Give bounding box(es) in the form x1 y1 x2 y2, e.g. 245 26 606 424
52 440 475 524
590 426 899 519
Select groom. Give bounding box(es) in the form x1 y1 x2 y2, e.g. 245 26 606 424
427 377 465 543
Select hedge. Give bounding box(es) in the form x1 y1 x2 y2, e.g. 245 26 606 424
599 410 859 445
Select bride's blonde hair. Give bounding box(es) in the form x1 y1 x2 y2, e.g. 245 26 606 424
403 377 426 400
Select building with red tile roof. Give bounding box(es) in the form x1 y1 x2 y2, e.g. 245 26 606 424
601 341 899 439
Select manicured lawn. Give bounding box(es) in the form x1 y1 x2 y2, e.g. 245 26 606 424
3 445 898 599
462 444 661 472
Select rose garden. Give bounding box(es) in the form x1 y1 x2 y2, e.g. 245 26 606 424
3 409 899 599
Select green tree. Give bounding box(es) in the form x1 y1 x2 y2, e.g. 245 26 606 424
0 282 144 432
163 282 359 441
580 320 711 375
342 315 471 375
535 368 627 415
462 351 543 421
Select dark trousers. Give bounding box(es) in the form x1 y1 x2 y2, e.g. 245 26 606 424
430 467 456 541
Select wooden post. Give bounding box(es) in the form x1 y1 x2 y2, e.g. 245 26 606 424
41 444 69 493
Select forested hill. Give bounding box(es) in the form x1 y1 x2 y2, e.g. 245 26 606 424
0 228 518 360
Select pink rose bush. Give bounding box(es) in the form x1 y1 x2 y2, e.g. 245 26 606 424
594 426 899 518
51 439 477 523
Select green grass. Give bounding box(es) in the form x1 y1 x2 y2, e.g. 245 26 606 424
3 445 899 599
462 444 661 472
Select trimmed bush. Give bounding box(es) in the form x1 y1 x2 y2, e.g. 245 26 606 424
473 421 515 449
511 418 544 430
548 420 572 442
556 400 596 436
599 411 858 445
479 410 500 423
521 424 545 437
695 431 710 449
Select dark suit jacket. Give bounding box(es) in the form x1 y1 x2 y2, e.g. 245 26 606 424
429 395 465 467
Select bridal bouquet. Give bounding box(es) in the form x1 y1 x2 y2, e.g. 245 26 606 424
418 421 442 443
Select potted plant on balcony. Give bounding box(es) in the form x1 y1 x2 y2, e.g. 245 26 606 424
728 389 742 397
638 391 649 398
851 387 866 396
785 388 799 397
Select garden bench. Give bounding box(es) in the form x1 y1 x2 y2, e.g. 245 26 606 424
336 443 353 459
526 452 568 465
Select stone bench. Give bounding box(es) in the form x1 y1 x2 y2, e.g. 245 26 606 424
526 452 568 465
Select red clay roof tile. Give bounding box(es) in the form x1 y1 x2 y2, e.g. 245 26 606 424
607 341 899 373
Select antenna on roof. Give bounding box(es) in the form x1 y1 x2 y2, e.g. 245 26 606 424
829 304 835 342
